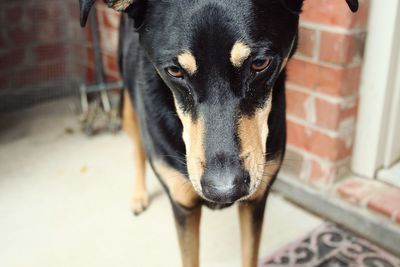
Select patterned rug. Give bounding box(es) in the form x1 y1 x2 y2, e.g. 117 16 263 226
261 223 400 267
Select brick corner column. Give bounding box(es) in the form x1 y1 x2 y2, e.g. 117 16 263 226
282 0 370 189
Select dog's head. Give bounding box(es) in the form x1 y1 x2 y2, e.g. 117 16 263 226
80 0 358 204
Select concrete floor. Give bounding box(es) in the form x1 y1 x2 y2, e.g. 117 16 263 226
0 99 323 267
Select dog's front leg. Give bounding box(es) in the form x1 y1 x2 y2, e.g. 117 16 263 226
238 197 267 267
172 203 202 267
122 91 149 215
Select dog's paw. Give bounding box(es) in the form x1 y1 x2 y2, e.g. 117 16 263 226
132 191 149 216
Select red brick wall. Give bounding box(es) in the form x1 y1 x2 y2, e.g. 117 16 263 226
90 1 369 190
84 5 121 84
0 0 86 111
283 0 369 188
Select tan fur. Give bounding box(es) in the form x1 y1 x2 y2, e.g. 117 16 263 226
230 41 252 67
238 94 273 194
153 99 202 265
153 155 201 266
123 91 149 214
174 100 206 195
124 89 201 265
238 160 281 267
110 0 135 11
178 51 198 75
280 37 295 71
281 57 289 71
153 160 200 208
246 159 281 202
122 90 136 138
175 207 201 267
238 203 263 267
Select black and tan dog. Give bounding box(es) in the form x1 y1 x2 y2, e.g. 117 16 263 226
79 0 358 266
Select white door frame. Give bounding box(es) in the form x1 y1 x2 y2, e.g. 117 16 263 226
352 0 400 179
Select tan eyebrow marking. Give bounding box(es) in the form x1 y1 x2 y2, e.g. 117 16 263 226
110 0 135 11
230 41 252 67
177 51 198 75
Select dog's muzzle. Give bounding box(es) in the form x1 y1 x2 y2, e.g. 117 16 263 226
199 153 250 204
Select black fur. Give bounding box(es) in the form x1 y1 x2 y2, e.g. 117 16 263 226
126 0 296 201
79 0 359 263
80 0 358 206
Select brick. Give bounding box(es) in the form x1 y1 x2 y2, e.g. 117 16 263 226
0 33 6 50
336 178 375 204
281 148 304 178
287 59 361 96
335 160 351 179
70 44 86 64
86 66 96 83
312 130 352 160
106 73 119 82
315 97 358 130
68 1 80 20
297 27 316 58
5 5 24 22
8 23 61 45
318 65 360 96
286 87 310 119
86 46 95 68
28 4 64 21
99 7 121 30
308 160 326 184
301 0 369 29
367 188 400 219
315 98 340 129
12 63 67 87
69 63 84 81
7 24 36 45
0 49 26 70
99 28 119 54
64 21 84 41
287 119 352 160
7 13 67 45
105 54 119 73
287 59 319 89
34 43 67 62
319 31 358 65
0 72 10 90
85 26 94 44
35 22 65 43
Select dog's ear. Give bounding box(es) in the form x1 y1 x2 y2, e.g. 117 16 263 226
280 0 304 14
79 0 95 26
79 0 139 27
280 0 359 13
345 0 359 12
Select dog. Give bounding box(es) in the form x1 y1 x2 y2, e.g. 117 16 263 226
79 1 359 266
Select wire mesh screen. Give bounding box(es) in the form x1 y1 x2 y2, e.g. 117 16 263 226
0 0 87 113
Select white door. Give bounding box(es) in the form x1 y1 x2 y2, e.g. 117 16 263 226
352 0 400 186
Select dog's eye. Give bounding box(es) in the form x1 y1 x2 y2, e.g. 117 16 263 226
251 58 271 72
166 66 184 78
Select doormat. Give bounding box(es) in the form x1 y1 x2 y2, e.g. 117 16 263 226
260 223 400 267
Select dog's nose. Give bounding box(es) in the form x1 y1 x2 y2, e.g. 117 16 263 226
200 153 250 203
201 173 250 203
